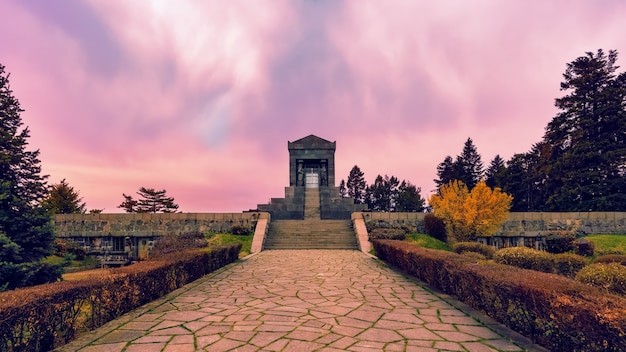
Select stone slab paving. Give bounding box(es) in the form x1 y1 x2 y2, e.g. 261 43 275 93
58 250 544 352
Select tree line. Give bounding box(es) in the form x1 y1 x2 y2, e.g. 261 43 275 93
339 166 425 212
435 49 626 212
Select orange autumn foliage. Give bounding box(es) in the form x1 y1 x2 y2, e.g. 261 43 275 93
429 180 512 243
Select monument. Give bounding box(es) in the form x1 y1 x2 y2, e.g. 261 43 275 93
258 135 367 220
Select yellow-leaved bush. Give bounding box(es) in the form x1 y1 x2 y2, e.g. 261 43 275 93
429 180 512 244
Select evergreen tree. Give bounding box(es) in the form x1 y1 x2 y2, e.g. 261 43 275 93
118 193 138 213
0 64 61 290
454 138 483 190
346 165 367 204
339 179 347 198
366 174 400 211
484 155 506 189
434 156 456 190
41 179 86 214
395 181 425 212
136 187 179 213
119 187 179 213
542 49 626 210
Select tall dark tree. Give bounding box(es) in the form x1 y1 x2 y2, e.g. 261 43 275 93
346 165 367 204
366 174 399 211
41 179 86 214
454 137 483 190
338 179 347 198
434 156 456 190
118 193 138 213
395 181 425 212
0 64 61 290
119 187 179 213
542 49 626 210
484 155 506 189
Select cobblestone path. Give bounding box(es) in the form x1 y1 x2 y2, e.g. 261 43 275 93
59 250 541 352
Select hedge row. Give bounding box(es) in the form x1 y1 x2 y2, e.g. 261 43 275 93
373 240 626 352
494 247 588 278
0 244 241 352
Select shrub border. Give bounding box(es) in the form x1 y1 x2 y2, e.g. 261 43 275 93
373 240 626 352
0 244 241 351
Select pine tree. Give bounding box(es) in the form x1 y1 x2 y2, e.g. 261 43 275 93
454 138 483 190
366 175 400 211
136 187 179 213
339 179 347 198
119 187 179 213
542 49 626 210
346 165 367 204
484 155 506 189
395 181 425 212
0 64 61 290
41 179 86 214
434 156 456 190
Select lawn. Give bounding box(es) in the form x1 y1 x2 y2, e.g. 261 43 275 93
206 233 253 257
405 233 451 251
583 234 626 256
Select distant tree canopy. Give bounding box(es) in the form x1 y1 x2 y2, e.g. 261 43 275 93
41 179 86 214
341 167 424 212
0 64 61 290
433 49 626 211
434 138 483 191
118 187 179 213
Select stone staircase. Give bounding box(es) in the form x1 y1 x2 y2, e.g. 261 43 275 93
305 188 320 219
263 219 358 250
264 187 358 250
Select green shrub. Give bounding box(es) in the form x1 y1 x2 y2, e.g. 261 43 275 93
423 213 447 243
453 242 496 259
594 254 626 266
368 228 406 241
575 238 595 256
494 247 554 273
544 232 575 254
230 225 251 236
54 238 86 260
576 263 626 295
553 253 587 278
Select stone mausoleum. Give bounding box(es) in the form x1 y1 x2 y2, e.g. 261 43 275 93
258 135 367 220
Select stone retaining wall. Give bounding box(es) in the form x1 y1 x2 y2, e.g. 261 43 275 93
53 212 265 238
361 212 626 236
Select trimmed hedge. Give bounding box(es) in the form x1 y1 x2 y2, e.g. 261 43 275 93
0 244 241 351
576 263 626 295
368 228 406 241
594 254 626 266
494 247 554 273
544 232 575 254
373 240 626 351
453 242 496 259
553 253 587 278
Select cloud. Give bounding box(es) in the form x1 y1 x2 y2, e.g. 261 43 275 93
1 0 626 212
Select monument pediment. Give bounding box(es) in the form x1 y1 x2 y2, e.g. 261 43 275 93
288 135 336 150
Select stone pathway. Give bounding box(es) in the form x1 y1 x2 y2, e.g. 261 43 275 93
59 250 541 352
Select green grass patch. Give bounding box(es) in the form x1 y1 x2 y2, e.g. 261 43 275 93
405 233 451 251
584 234 626 255
206 233 253 257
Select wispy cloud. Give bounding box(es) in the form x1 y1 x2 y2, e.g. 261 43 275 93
1 0 625 212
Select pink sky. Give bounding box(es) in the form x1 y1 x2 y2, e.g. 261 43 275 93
2 1 626 213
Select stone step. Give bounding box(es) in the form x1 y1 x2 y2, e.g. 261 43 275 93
264 219 358 250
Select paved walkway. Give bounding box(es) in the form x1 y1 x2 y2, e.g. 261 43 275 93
59 250 541 352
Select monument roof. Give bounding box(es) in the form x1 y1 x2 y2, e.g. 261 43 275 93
288 135 336 150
